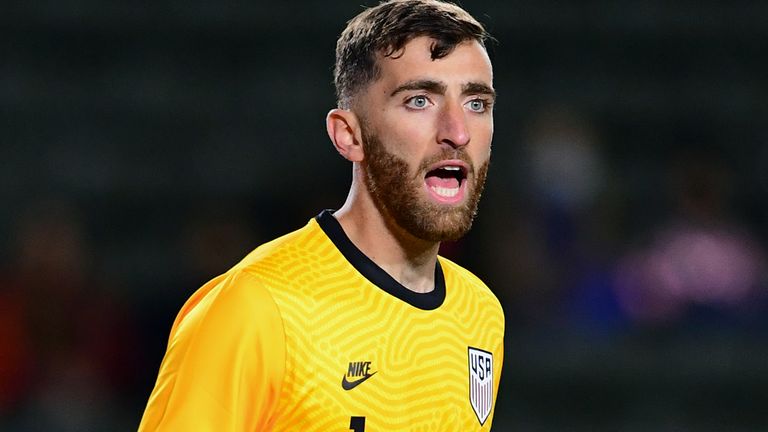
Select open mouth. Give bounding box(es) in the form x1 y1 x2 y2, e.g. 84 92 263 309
424 162 468 202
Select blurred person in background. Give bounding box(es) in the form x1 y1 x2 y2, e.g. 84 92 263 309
486 105 623 333
615 149 767 326
0 201 141 431
139 0 504 430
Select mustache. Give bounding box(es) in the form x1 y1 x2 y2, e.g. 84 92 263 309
417 149 475 176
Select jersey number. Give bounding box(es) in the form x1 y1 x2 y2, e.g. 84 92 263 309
349 416 365 431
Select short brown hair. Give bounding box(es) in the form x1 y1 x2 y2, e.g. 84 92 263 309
334 0 491 109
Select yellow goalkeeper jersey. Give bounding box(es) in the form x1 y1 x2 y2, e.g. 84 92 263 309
139 210 505 431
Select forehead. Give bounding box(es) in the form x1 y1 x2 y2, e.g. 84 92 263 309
374 36 493 91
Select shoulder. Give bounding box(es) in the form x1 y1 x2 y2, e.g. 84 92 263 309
438 255 504 314
231 217 328 276
174 218 322 324
173 216 333 331
144 268 287 431
172 269 281 337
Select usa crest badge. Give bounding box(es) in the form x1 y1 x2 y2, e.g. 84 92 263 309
468 347 494 425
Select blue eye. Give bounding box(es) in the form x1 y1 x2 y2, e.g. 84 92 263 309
406 95 429 109
466 99 487 112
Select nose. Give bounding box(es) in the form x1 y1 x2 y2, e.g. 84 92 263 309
437 103 470 148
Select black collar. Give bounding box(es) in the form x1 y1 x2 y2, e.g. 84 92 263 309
315 210 446 310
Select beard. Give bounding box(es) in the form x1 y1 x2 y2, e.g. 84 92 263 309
361 126 489 242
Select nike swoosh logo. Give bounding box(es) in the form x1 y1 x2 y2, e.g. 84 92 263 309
341 371 377 390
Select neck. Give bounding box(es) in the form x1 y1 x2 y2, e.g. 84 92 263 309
334 168 440 293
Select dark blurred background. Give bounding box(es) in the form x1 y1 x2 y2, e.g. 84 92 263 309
1 1 767 430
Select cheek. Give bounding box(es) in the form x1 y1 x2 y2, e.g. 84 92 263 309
470 121 494 158
381 121 434 158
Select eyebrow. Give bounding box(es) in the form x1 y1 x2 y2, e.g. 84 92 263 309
462 82 496 99
390 79 446 97
389 79 496 99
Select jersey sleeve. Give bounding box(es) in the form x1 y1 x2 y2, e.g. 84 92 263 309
139 271 286 431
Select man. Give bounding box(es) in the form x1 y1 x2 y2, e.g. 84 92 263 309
139 0 504 430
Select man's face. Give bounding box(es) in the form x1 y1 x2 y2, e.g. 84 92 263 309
357 36 495 242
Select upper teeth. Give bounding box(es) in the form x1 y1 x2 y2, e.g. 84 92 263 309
443 166 460 171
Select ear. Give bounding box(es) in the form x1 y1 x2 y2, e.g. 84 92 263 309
326 108 365 163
